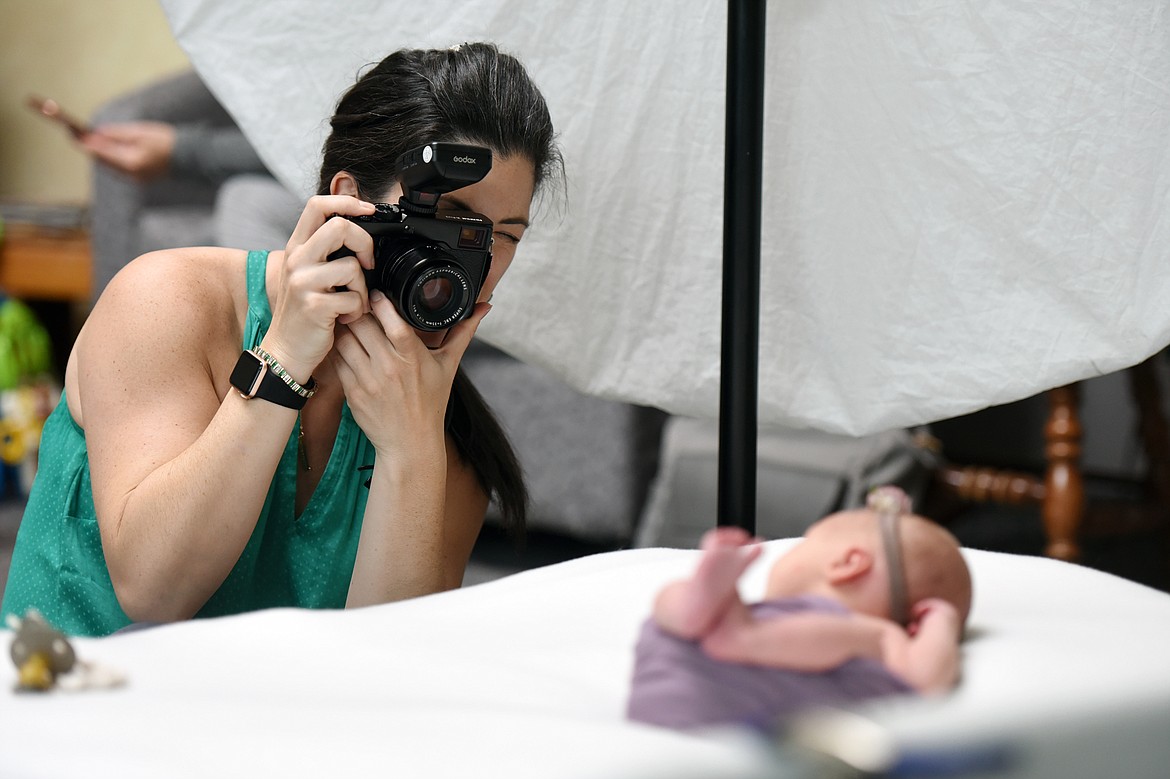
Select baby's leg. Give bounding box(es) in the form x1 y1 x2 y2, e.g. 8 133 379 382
652 527 762 639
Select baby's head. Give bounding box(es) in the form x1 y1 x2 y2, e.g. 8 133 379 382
764 490 972 627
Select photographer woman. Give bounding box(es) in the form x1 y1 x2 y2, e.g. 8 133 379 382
1 43 563 636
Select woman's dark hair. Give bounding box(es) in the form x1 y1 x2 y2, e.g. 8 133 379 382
317 42 563 205
318 42 564 537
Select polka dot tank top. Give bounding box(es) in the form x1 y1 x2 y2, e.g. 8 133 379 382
1 251 374 636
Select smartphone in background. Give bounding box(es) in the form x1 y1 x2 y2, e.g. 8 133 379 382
25 94 90 139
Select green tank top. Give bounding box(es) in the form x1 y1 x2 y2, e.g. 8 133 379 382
1 251 374 636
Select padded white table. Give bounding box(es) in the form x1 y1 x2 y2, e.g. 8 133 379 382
3 542 1169 778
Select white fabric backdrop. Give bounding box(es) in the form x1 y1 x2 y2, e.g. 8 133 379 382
160 0 1170 435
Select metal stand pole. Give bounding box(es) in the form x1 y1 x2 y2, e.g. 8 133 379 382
718 0 766 533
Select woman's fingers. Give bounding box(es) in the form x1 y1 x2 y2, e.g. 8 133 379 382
366 290 419 351
286 196 376 263
280 211 376 324
340 293 490 387
340 292 490 395
331 324 368 371
357 288 490 363
262 196 380 378
288 213 377 271
432 302 491 365
263 254 370 374
283 258 370 317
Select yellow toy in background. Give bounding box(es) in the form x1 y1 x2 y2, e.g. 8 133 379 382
7 610 76 692
6 610 127 693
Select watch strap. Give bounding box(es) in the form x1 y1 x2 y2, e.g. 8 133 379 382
251 346 317 398
230 349 316 410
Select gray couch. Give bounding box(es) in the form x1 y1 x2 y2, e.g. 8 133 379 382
87 71 666 544
89 71 233 298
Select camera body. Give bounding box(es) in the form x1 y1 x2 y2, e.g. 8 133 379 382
338 142 494 331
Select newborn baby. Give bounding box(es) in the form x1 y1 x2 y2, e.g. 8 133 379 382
627 487 973 732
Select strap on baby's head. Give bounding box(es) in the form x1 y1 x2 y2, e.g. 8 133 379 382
867 485 912 627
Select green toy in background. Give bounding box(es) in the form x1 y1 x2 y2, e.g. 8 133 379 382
0 297 53 390
0 293 58 496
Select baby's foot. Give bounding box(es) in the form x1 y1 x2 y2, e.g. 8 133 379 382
699 526 758 553
690 528 763 603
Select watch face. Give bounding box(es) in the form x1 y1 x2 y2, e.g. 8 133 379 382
230 351 266 398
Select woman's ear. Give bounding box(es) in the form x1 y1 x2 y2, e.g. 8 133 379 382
826 546 875 585
330 171 361 197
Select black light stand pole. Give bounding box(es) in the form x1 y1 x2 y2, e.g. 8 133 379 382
718 0 766 534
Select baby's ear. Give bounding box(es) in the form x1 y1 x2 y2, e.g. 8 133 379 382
826 546 874 584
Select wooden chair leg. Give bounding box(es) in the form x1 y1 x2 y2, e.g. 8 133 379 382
1042 384 1084 561
1127 355 1170 589
1127 355 1170 511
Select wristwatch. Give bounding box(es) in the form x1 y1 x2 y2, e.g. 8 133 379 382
229 348 316 410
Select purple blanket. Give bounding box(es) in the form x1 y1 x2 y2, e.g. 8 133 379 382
627 594 915 731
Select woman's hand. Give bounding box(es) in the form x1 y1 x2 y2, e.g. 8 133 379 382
331 290 490 459
262 196 378 381
338 292 490 605
80 121 176 180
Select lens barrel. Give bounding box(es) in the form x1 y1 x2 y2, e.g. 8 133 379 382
374 241 474 331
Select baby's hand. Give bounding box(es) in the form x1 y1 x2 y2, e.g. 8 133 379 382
907 598 960 638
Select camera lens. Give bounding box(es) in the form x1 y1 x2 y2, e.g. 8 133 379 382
374 241 473 331
419 277 454 313
406 266 471 329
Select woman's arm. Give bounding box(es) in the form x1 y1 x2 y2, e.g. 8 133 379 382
336 291 493 606
346 434 488 605
79 196 377 622
79 251 294 621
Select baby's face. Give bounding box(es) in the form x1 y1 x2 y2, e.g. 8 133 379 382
762 511 866 596
763 509 905 618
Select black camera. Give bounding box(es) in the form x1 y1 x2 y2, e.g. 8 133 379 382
333 142 494 331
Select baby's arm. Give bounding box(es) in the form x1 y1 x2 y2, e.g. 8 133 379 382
701 601 962 694
700 610 887 672
652 527 762 640
878 599 963 694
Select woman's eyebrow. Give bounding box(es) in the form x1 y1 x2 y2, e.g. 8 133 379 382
442 195 529 228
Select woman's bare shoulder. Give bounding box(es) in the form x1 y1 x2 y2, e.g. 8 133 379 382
104 247 245 306
87 248 251 337
67 248 253 410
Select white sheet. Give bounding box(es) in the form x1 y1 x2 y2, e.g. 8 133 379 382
3 543 1169 778
158 0 1170 435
